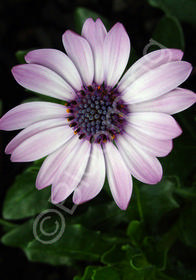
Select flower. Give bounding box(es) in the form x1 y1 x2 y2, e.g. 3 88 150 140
0 18 195 210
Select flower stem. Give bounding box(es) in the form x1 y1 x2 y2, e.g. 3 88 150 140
134 184 144 221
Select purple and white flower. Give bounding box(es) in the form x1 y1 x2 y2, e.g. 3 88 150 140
0 18 195 210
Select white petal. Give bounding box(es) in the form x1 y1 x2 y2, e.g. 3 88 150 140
127 112 182 140
62 30 94 86
82 18 107 85
124 125 173 157
118 49 183 92
73 143 105 204
12 64 75 101
25 49 83 91
104 23 130 87
130 87 196 115
103 142 132 210
0 101 68 131
11 125 73 162
5 118 68 154
36 136 79 189
116 135 163 184
51 140 91 204
122 61 192 104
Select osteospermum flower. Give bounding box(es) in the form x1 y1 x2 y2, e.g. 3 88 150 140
0 19 196 210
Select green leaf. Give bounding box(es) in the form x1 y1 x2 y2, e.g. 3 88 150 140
101 245 127 265
0 218 18 232
115 263 146 280
147 0 196 26
92 267 121 280
2 218 113 265
127 220 144 246
174 187 196 201
178 202 196 248
153 16 184 50
137 177 180 230
76 266 100 280
72 201 129 232
161 142 196 184
2 219 35 248
2 163 50 220
74 7 110 33
142 236 167 270
15 50 31 64
130 253 153 271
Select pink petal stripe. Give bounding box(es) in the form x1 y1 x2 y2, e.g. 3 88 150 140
5 118 68 154
62 30 94 86
103 23 130 87
73 143 105 204
118 49 183 92
10 125 73 162
51 140 91 204
116 136 163 184
129 87 196 115
0 102 68 131
36 136 79 189
122 61 192 104
82 18 107 85
25 49 83 91
124 125 173 157
127 112 182 140
12 64 75 101
103 142 132 210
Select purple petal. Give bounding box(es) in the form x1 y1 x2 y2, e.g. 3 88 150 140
130 87 196 115
122 61 192 104
73 143 105 204
36 136 79 189
0 102 68 131
5 118 68 154
127 112 182 140
10 125 73 162
51 140 91 204
103 23 130 87
82 18 107 85
118 49 183 92
116 135 163 184
62 30 94 86
25 49 83 91
103 142 132 210
124 125 173 157
12 64 75 101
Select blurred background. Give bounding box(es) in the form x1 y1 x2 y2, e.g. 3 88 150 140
0 0 196 279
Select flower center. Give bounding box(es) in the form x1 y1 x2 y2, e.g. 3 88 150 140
66 84 129 144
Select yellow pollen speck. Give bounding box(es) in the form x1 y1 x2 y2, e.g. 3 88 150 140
111 134 115 140
74 130 78 135
97 86 101 90
66 109 71 113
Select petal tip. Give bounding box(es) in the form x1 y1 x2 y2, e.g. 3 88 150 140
35 178 46 190
50 192 61 205
117 201 129 211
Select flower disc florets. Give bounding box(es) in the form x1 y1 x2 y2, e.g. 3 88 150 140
66 84 129 144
